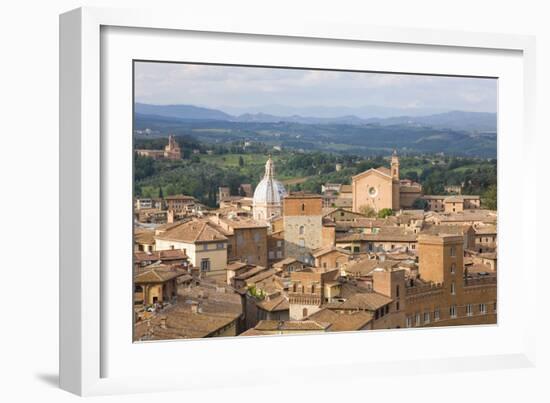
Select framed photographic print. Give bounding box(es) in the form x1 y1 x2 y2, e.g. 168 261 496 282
60 7 537 396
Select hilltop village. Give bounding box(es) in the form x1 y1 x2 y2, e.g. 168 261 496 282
133 138 497 340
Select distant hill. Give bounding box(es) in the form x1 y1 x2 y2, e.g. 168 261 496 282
365 111 497 132
134 113 497 158
135 103 232 121
135 103 496 133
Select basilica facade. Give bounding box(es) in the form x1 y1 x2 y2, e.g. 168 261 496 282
351 151 422 213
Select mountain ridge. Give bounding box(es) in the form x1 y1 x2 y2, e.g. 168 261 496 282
135 103 496 132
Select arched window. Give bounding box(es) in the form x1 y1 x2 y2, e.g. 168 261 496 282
299 225 305 235
303 307 308 318
301 203 305 212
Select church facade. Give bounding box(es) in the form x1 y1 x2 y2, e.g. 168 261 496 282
135 135 182 160
352 151 422 213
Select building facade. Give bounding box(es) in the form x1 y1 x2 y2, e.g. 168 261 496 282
283 194 324 264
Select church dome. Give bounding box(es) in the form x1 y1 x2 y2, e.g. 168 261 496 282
253 156 287 206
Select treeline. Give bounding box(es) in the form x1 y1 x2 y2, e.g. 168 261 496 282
134 137 497 209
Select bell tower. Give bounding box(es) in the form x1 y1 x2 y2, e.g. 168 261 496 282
391 149 400 180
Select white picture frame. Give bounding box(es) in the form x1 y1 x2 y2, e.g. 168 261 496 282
60 6 538 396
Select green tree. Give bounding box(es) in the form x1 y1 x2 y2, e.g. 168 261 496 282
358 205 377 218
158 186 164 199
412 198 428 210
377 208 393 218
482 184 497 210
238 156 244 167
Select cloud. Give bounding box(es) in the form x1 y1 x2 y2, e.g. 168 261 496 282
134 61 497 113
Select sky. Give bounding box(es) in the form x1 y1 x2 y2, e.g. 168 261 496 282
134 61 497 117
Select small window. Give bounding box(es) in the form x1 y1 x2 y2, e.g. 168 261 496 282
396 285 400 298
451 282 456 295
450 263 456 274
450 247 456 257
406 316 412 328
302 307 308 317
396 301 400 311
200 259 211 272
299 225 305 235
301 203 305 212
299 239 305 248
466 304 473 317
415 313 421 326
479 303 487 314
450 305 457 318
434 308 440 321
423 312 430 324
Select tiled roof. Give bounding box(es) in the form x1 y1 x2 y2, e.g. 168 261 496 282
334 292 393 311
311 246 352 258
134 249 189 264
254 320 330 331
245 269 278 286
134 229 155 245
155 219 228 243
256 294 289 312
343 258 399 276
272 257 300 267
134 262 189 284
308 308 373 331
234 265 269 281
420 224 473 236
336 228 417 243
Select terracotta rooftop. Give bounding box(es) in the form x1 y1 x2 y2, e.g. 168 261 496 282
155 219 228 243
307 308 373 332
234 265 269 281
134 262 189 284
343 258 399 276
311 246 352 258
272 257 301 267
420 223 473 237
256 294 289 312
336 228 417 243
254 320 330 332
134 229 156 245
333 292 393 311
134 249 189 264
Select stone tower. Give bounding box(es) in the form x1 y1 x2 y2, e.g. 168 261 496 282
283 193 323 264
391 149 400 180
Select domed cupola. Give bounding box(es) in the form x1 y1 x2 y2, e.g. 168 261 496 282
252 156 287 221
